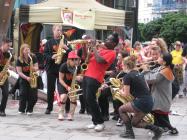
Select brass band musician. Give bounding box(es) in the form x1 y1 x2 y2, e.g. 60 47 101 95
58 51 82 121
83 32 119 132
16 44 38 115
44 24 72 115
118 55 163 139
0 38 13 117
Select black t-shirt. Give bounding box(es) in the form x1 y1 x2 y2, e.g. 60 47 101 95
44 38 71 74
123 70 150 98
59 63 81 86
0 50 14 72
16 55 38 77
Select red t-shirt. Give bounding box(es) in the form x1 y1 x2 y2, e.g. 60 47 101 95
84 48 116 83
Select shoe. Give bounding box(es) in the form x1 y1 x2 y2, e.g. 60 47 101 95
27 112 33 116
79 109 85 114
116 118 123 126
102 115 109 121
169 128 179 135
112 115 119 121
109 111 116 116
18 111 25 114
179 94 183 98
0 111 6 117
67 114 73 121
94 124 105 132
86 124 96 129
45 109 51 114
58 114 64 121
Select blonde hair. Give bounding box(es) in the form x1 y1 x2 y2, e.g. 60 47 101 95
123 55 137 70
156 38 168 53
19 43 30 63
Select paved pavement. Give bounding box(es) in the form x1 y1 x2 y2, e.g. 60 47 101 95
0 96 187 140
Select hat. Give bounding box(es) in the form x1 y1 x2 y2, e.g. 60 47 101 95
68 51 79 59
41 39 47 45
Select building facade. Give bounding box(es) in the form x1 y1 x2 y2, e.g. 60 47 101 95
139 0 187 23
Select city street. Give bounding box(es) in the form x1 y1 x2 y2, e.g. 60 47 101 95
0 96 187 140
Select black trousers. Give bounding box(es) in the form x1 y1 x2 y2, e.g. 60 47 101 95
83 76 104 125
0 80 9 112
98 87 111 117
46 72 58 111
48 73 70 112
152 111 174 130
19 79 38 112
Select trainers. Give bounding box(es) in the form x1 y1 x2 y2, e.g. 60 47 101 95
87 124 96 129
18 111 25 114
27 112 33 116
169 128 179 135
94 124 105 132
116 118 123 126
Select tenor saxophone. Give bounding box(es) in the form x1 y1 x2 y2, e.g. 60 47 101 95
0 51 12 85
55 35 66 64
28 54 38 88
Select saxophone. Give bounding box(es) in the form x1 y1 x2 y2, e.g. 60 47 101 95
68 66 80 102
110 79 154 124
55 35 66 64
28 54 38 88
0 51 12 85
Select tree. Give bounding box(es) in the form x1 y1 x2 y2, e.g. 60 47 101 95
138 13 187 45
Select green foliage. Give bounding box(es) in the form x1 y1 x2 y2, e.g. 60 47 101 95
138 13 187 45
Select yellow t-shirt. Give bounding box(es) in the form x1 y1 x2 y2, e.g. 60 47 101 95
171 50 183 65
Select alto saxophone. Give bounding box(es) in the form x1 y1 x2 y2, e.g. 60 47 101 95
55 35 66 64
0 51 12 85
68 66 80 102
28 54 38 88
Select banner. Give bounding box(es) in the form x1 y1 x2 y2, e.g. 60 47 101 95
61 9 95 30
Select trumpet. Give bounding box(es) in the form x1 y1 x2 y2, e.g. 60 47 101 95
67 39 90 45
136 60 158 72
136 60 158 67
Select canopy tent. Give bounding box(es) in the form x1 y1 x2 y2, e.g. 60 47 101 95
18 0 126 30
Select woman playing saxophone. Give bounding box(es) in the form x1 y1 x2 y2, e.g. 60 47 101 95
57 51 82 121
16 44 39 115
118 55 163 139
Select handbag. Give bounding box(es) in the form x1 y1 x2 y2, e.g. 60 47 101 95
37 76 44 89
